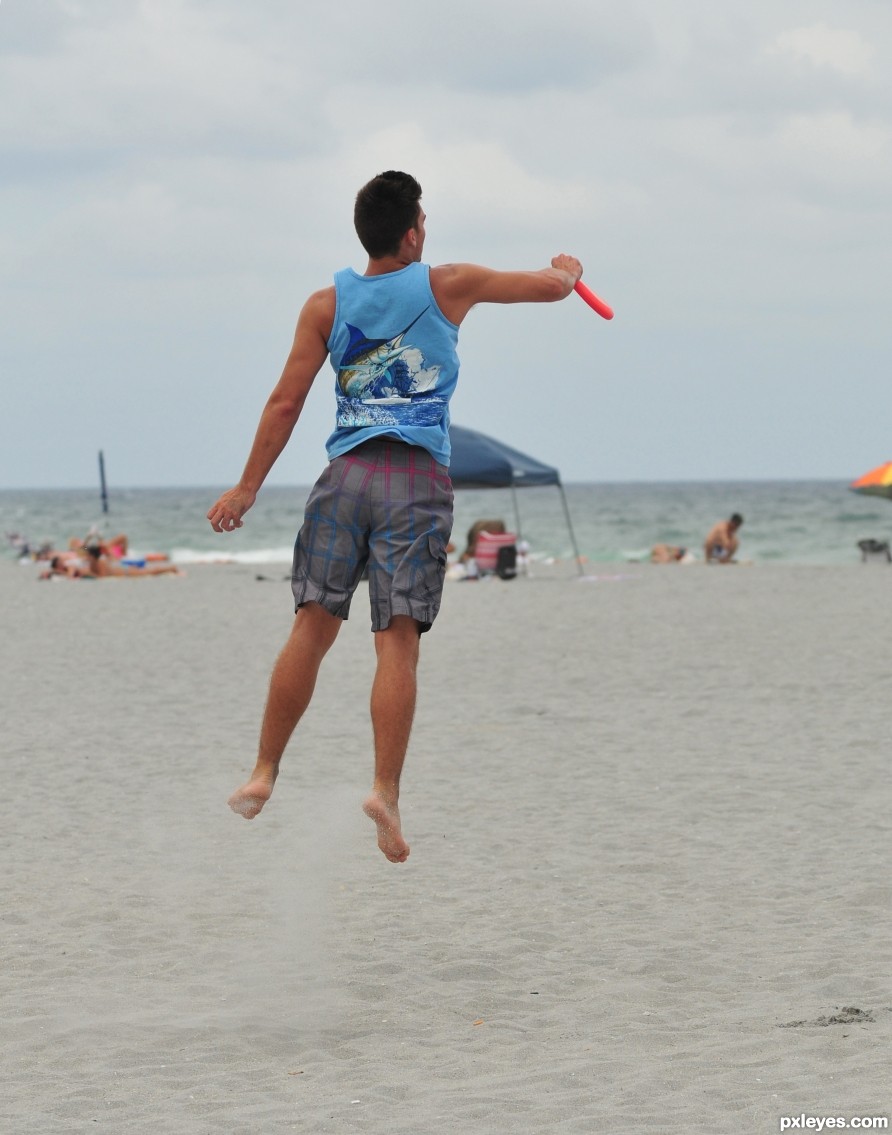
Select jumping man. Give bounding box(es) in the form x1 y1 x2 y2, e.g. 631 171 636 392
207 171 583 862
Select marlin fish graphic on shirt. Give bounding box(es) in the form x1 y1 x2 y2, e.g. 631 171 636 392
335 306 445 427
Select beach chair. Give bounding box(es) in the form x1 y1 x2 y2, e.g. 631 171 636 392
857 538 891 563
474 530 518 579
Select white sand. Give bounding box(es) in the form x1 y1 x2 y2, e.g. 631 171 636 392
3 559 891 1133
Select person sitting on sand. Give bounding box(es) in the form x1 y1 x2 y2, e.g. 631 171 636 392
703 514 743 564
105 534 129 559
460 519 507 563
70 530 128 558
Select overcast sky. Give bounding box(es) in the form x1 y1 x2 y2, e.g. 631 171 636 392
2 0 890 488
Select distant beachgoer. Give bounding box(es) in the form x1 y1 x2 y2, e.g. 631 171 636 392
460 519 507 563
6 532 32 559
82 542 182 578
106 534 129 559
206 169 584 863
71 529 128 558
7 533 56 561
39 555 90 580
650 543 695 564
704 514 743 564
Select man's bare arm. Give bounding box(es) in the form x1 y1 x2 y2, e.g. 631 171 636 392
207 288 334 532
430 255 583 325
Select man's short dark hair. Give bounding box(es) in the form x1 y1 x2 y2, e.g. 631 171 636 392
730 513 744 526
354 171 422 258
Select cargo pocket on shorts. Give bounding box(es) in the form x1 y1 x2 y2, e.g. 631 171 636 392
427 533 448 597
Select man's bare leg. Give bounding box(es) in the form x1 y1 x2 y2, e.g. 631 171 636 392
228 602 341 818
362 615 420 863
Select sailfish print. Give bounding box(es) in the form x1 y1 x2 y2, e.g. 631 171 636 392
337 307 431 399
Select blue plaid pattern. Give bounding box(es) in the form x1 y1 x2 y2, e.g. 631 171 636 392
291 439 454 631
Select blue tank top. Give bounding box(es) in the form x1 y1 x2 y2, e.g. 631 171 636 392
325 262 460 466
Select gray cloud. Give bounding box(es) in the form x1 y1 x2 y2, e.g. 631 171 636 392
1 0 890 487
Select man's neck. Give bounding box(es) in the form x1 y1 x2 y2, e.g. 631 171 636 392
364 256 414 277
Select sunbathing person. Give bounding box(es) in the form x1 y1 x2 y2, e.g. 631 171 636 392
650 544 696 564
39 554 90 580
81 542 182 578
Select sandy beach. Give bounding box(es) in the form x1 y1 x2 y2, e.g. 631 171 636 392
3 558 890 1133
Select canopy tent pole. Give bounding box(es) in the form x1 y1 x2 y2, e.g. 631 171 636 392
510 482 522 540
557 481 585 576
509 481 528 574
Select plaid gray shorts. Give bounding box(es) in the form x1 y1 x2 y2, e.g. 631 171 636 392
291 438 454 632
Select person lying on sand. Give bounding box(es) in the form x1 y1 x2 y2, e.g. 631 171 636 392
650 544 696 564
81 541 182 578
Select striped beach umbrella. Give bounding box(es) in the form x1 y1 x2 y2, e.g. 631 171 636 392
850 461 892 500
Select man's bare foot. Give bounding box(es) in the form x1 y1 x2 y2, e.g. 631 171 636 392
228 773 276 819
362 792 410 863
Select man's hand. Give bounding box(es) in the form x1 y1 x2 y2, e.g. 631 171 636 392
551 254 583 282
207 485 257 532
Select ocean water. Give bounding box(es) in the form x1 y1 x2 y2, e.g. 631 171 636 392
2 481 888 569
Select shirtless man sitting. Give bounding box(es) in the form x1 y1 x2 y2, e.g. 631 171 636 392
703 514 743 564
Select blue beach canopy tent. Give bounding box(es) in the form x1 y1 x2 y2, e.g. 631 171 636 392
447 424 584 574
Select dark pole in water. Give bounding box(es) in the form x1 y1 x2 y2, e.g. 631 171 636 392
98 450 109 514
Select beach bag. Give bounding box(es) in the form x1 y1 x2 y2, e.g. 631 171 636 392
495 543 517 580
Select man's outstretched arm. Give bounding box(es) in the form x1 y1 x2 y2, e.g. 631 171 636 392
430 254 583 325
207 288 334 532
